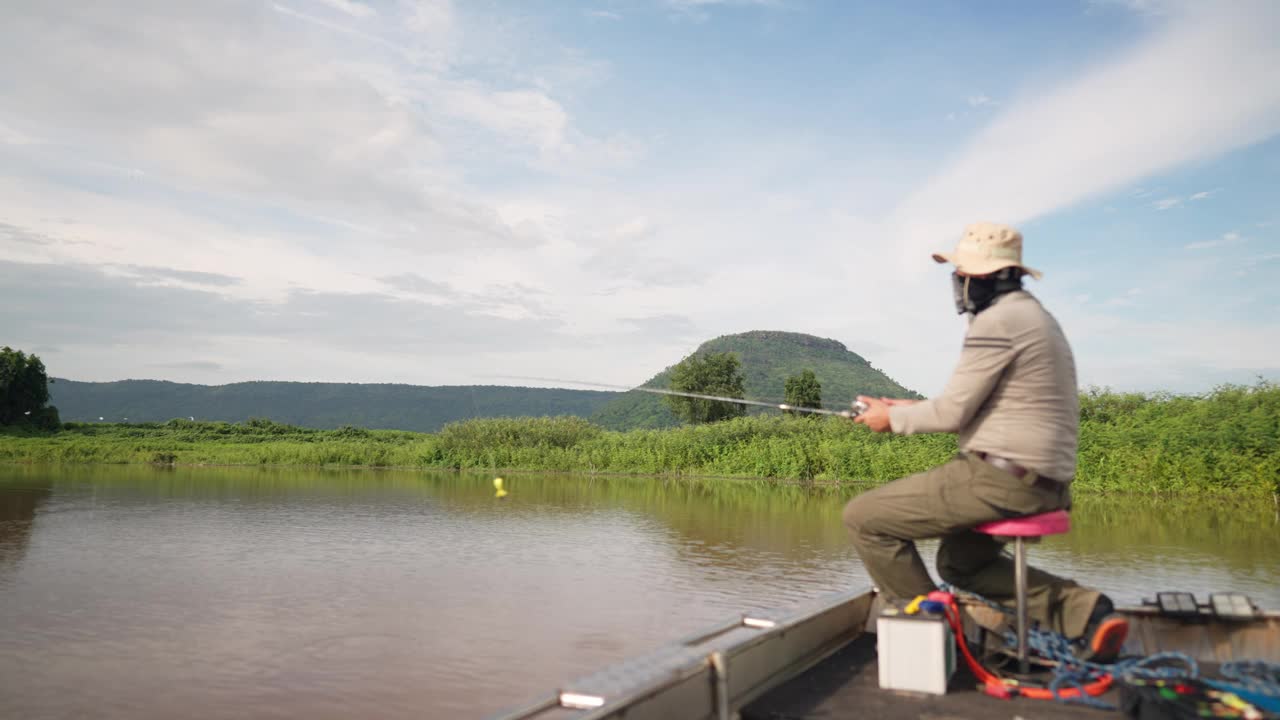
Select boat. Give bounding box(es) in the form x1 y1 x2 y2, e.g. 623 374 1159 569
489 587 1280 720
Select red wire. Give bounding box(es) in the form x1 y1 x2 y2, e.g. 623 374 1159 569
942 601 1114 700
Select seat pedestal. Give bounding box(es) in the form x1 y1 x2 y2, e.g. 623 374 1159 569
973 510 1071 674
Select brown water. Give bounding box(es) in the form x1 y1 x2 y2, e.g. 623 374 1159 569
1 464 1277 719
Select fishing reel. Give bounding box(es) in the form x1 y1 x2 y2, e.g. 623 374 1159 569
843 399 870 418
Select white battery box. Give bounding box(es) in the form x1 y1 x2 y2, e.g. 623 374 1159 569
876 610 956 695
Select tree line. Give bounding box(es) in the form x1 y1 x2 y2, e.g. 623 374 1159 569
4 381 1275 496
4 344 1276 496
0 347 60 430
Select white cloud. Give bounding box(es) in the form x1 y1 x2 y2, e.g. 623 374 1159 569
1102 287 1144 307
443 86 571 153
665 0 782 21
1 1 1277 395
587 10 622 20
403 0 457 70
889 1 1280 266
271 3 406 54
311 0 376 18
857 1 1280 391
1239 252 1280 274
1085 0 1171 17
1072 318 1280 390
0 0 631 258
0 121 38 146
1185 231 1244 250
1151 188 1217 209
667 0 779 7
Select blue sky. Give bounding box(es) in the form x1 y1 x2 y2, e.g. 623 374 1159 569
1 0 1277 396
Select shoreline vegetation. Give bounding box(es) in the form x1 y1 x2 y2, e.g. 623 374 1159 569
1 383 1277 498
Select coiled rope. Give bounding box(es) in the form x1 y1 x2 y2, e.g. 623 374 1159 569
939 583 1200 709
1208 660 1280 714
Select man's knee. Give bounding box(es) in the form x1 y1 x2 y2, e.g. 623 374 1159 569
842 492 878 535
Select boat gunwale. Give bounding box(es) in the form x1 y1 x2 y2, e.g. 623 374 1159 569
487 587 878 720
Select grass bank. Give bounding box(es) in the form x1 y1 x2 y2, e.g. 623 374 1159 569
1 384 1276 497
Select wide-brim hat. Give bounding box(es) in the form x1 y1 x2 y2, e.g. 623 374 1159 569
932 221 1043 279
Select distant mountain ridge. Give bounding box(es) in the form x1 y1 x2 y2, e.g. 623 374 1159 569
588 330 920 429
49 331 919 432
49 380 616 433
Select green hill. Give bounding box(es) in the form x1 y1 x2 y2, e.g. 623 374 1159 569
48 380 616 433
46 331 918 432
589 330 921 430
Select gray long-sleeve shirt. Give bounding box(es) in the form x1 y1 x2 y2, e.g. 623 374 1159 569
888 290 1079 482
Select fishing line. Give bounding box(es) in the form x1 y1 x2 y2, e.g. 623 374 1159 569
492 375 869 418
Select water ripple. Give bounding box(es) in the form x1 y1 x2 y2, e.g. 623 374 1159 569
0 466 1276 718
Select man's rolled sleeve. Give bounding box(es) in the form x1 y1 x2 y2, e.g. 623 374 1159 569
889 333 1017 435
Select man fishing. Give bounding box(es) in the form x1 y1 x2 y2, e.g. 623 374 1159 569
843 221 1128 662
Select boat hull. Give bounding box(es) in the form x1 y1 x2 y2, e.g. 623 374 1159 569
490 589 1278 720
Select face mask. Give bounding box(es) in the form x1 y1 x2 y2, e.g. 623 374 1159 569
951 268 1023 315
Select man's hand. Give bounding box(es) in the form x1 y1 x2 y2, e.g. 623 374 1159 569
853 395 893 433
881 398 919 407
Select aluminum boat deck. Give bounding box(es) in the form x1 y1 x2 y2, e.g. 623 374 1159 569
742 632 1128 719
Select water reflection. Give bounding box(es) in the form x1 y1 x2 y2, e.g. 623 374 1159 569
0 471 51 582
0 465 1275 719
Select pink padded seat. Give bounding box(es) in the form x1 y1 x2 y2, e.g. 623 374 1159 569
972 509 1072 674
975 510 1070 537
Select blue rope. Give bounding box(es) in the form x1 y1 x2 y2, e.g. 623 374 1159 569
941 584 1280 712
1216 660 1280 698
1025 626 1198 709
940 583 1199 710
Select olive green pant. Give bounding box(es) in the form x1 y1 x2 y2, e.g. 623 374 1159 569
842 454 1099 639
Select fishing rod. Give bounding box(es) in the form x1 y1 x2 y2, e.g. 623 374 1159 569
497 376 870 419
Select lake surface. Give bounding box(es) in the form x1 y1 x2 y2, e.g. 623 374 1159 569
1 464 1277 719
